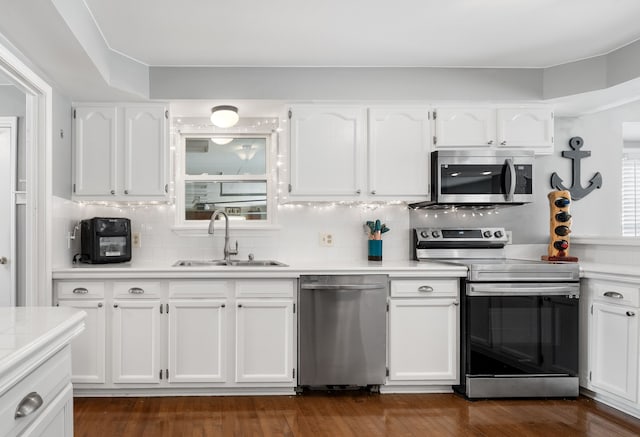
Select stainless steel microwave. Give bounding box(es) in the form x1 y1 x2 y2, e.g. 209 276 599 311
410 150 535 208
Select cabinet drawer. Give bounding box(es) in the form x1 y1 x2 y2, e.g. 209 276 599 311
591 280 640 308
113 281 162 298
236 280 295 298
0 347 70 437
168 280 232 298
55 281 105 299
391 279 458 298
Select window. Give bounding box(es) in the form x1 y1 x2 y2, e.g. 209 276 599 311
622 149 640 236
175 133 276 228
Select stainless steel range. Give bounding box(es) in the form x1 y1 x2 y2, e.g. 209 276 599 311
413 227 581 399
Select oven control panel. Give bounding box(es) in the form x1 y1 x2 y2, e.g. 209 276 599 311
413 227 509 250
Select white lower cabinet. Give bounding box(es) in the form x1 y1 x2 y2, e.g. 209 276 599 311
386 279 459 388
53 278 296 393
235 299 294 383
168 299 227 383
21 383 74 437
582 278 640 416
111 299 162 384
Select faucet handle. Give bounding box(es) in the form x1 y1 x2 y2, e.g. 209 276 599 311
230 241 239 256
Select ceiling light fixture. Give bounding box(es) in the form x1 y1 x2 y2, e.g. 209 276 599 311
211 137 233 145
210 105 239 128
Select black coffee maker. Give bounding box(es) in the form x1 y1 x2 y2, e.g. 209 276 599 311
80 217 132 264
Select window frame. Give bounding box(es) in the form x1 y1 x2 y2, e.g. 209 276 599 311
173 131 279 233
622 149 640 237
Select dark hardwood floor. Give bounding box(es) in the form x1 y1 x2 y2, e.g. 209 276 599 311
73 393 640 436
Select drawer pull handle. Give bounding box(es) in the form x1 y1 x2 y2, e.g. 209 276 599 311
603 291 623 299
15 392 43 419
418 286 434 293
628 311 636 317
128 287 145 295
73 287 89 294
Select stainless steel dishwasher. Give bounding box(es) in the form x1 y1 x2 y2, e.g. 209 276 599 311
298 274 388 389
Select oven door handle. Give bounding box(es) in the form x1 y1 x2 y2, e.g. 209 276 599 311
467 283 579 296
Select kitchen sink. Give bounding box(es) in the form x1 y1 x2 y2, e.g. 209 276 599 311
173 259 287 267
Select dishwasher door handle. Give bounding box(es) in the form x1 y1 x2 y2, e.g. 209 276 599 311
300 283 387 290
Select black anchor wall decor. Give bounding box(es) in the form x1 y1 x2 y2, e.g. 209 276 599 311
550 136 602 200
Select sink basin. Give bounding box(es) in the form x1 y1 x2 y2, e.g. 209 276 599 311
173 259 287 267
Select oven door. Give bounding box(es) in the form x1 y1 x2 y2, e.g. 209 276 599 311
465 282 579 378
434 153 534 204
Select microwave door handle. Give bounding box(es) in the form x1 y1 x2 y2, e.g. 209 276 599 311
504 158 516 201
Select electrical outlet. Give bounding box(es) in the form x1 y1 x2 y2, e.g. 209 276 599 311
319 233 334 247
506 230 513 244
132 232 142 248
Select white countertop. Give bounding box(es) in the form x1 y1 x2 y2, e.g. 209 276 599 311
579 262 640 282
0 307 85 395
52 259 469 279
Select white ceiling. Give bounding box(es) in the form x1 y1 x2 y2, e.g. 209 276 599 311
85 0 640 68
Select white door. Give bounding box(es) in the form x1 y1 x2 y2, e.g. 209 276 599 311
112 299 162 384
73 106 117 197
367 108 431 199
289 106 366 199
168 299 227 383
235 299 294 383
388 298 458 382
590 302 639 402
123 106 167 198
57 300 106 383
434 108 496 148
496 108 554 151
0 117 16 306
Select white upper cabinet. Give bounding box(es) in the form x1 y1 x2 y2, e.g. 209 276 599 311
434 108 496 148
288 105 431 201
289 105 366 199
123 106 168 197
73 103 168 201
368 108 431 199
434 107 554 154
73 106 117 197
496 108 554 151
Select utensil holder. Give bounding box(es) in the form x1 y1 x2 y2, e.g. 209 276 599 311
368 240 382 261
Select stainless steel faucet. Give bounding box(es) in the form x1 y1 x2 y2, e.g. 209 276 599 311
208 209 238 262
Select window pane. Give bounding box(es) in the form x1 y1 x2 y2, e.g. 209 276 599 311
185 137 266 176
185 181 267 221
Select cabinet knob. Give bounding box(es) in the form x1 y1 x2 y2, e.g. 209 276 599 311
113 304 119 308
500 140 507 145
98 302 103 308
487 140 494 145
356 189 361 195
110 190 115 195
627 311 636 317
124 190 129 195
221 304 226 308
238 304 242 308
371 190 376 195
453 301 459 306
0 256 7 264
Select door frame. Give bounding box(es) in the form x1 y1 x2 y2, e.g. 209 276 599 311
0 39 53 306
0 117 17 305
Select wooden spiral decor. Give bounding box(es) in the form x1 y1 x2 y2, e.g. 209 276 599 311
542 190 578 262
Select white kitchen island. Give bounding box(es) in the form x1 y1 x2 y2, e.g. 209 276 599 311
0 307 85 436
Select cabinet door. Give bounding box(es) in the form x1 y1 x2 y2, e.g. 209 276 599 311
168 299 227 383
388 298 458 382
368 108 431 199
289 106 366 199
73 106 117 197
112 300 161 384
590 302 639 402
496 108 554 151
123 106 168 198
434 108 495 148
235 299 294 383
57 300 106 384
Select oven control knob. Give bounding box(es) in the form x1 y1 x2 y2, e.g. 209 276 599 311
483 230 492 238
420 231 429 238
494 230 504 238
431 231 440 238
